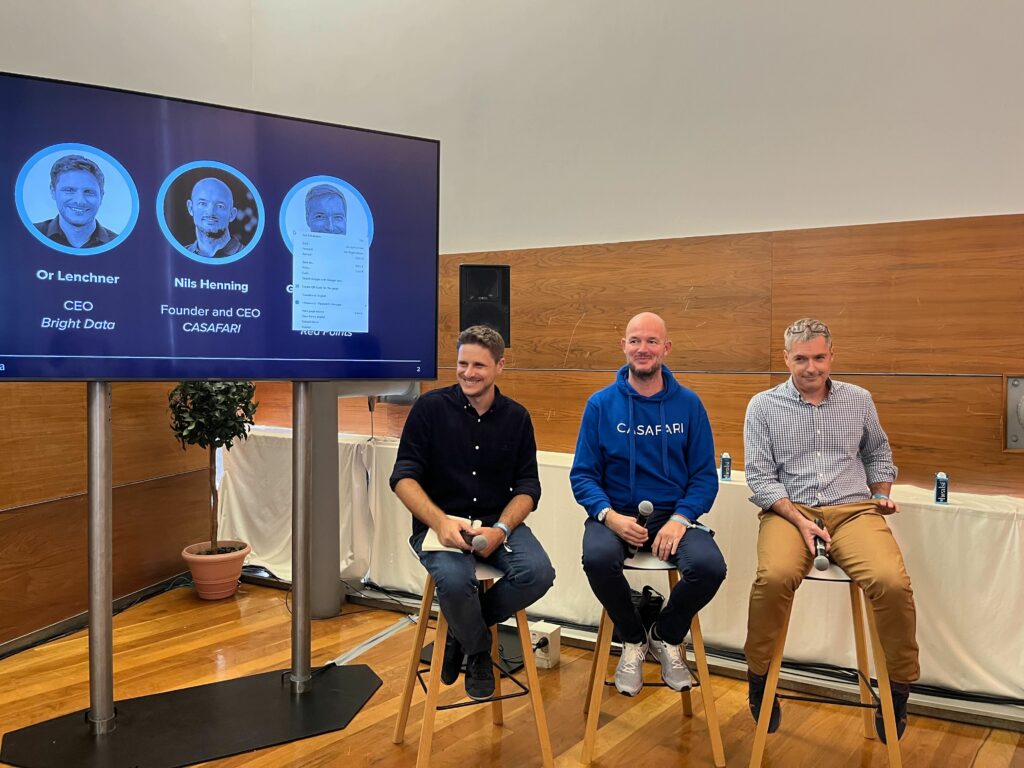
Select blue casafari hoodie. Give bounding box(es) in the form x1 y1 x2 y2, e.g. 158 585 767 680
570 364 718 527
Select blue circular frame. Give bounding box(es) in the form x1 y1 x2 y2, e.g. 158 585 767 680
278 175 374 253
15 143 140 257
156 160 265 266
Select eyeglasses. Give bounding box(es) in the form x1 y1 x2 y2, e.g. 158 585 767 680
787 319 830 335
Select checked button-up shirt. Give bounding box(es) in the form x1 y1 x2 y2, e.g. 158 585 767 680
743 377 897 510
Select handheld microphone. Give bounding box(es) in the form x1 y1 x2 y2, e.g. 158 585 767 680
813 517 829 571
459 520 484 551
627 500 655 557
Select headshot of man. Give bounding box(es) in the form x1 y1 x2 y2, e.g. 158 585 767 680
33 154 118 249
304 184 347 235
185 177 243 258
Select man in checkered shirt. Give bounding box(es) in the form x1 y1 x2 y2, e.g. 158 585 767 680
742 318 918 743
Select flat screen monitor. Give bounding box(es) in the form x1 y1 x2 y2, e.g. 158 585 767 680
0 72 439 381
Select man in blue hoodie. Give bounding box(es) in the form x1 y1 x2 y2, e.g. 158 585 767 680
570 312 726 696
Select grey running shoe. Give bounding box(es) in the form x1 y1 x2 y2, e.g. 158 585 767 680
614 639 648 696
648 627 693 691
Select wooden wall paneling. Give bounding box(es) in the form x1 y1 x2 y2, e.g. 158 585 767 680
112 382 207 485
0 382 209 512
0 496 87 644
0 470 208 645
252 382 291 428
673 372 772 462
768 373 1024 497
771 214 1024 375
0 383 86 511
441 233 774 371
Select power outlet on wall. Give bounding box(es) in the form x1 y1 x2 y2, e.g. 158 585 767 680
529 621 561 669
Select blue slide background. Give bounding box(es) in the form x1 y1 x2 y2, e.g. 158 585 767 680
0 73 439 381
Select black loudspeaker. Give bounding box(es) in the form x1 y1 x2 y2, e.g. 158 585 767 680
459 264 510 347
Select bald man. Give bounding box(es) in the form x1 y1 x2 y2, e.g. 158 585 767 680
185 177 242 258
570 312 726 696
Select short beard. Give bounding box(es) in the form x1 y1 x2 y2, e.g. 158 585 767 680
629 363 658 381
198 226 227 239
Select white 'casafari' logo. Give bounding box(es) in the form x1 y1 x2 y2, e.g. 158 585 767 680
616 422 685 436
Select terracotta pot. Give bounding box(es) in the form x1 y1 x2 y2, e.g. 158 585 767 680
181 540 251 600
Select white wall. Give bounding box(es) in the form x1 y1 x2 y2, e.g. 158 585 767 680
3 0 1023 253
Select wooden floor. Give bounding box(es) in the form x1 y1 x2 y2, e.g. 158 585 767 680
1 585 1020 768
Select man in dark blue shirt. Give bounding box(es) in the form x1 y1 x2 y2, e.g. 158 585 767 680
390 325 555 700
184 177 243 258
34 154 118 249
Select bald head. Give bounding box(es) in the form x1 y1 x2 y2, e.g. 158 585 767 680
621 312 672 383
187 177 236 237
625 312 668 340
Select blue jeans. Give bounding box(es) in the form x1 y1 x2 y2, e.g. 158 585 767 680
582 517 726 645
412 523 556 656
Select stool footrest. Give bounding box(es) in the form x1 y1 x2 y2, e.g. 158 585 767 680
414 660 531 710
778 692 878 709
601 672 702 690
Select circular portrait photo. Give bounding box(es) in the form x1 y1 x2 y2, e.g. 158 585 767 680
278 176 374 254
157 161 265 265
15 143 139 256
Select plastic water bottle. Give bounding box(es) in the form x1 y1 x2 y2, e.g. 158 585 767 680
934 472 949 504
720 452 732 481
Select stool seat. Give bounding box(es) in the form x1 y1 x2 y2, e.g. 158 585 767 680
473 561 504 581
393 544 553 768
406 540 504 582
806 560 853 582
623 551 675 570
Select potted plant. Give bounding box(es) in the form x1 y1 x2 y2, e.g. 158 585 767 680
169 380 258 599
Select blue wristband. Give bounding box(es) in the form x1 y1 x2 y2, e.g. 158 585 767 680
871 493 890 500
494 522 511 541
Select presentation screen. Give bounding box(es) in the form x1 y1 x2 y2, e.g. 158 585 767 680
0 72 439 381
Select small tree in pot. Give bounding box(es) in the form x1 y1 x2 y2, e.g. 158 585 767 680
169 380 258 598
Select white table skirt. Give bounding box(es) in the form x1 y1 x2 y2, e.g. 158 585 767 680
219 426 1024 700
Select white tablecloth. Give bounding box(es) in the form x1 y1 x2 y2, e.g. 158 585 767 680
220 426 1024 700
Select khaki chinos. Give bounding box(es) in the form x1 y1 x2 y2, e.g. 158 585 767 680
744 500 920 683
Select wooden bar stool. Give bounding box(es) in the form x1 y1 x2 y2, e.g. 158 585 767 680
748 562 903 768
393 558 554 768
582 553 726 767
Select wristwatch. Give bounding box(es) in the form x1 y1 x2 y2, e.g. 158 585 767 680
596 507 612 524
494 521 512 541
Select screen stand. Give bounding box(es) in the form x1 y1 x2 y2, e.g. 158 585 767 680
290 381 313 691
87 382 115 736
0 381 381 768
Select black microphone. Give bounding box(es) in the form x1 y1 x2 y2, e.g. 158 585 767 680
627 500 654 557
813 517 829 571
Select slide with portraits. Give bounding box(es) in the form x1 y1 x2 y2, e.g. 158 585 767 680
0 72 439 381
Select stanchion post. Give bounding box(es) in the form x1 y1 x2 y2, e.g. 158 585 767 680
291 381 313 693
87 381 115 735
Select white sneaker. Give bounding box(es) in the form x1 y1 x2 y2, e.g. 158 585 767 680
614 639 648 696
648 627 693 691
